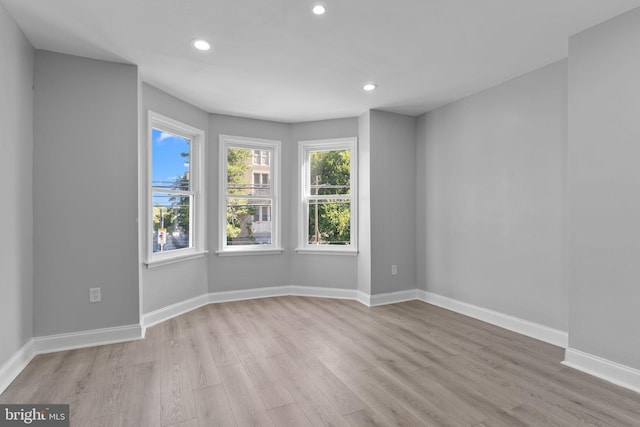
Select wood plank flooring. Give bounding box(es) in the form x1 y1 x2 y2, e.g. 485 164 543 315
1 297 638 426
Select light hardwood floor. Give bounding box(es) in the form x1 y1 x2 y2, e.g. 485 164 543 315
1 297 639 426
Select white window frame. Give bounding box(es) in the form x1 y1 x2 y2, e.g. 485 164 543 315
296 137 358 255
218 135 283 256
145 111 207 267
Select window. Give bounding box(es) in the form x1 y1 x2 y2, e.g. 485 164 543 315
219 135 282 255
253 206 271 222
146 111 206 266
297 137 357 254
252 149 270 165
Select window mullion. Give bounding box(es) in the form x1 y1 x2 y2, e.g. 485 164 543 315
227 195 273 201
152 188 194 197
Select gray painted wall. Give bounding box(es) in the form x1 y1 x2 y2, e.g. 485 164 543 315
290 118 359 289
357 112 372 296
0 3 34 367
33 51 139 335
139 93 361 306
208 114 291 292
370 110 417 295
568 8 640 369
142 84 210 313
417 61 567 331
205 115 362 294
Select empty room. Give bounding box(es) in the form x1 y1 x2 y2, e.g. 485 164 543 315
1 0 640 426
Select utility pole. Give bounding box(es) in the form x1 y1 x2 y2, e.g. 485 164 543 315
159 207 165 252
314 175 320 244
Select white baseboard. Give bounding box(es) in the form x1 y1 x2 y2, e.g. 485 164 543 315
563 348 640 394
369 289 418 307
32 324 143 354
357 290 371 306
143 294 210 330
416 290 569 348
206 285 361 304
142 286 360 331
0 340 36 395
207 286 289 303
208 285 290 303
1 324 143 394
289 285 358 300
285 287 414 307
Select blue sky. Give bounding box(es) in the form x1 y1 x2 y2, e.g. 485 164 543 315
152 128 190 190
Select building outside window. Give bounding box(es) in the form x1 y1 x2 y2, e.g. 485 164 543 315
219 135 282 254
253 149 270 166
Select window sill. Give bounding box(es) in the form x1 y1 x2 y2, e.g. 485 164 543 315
145 250 208 268
295 248 358 256
216 248 285 257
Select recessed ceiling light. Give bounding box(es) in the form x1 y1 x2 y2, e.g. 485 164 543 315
312 5 326 15
363 83 377 91
192 39 211 51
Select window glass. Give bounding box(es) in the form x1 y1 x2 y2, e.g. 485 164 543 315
152 128 190 191
307 149 351 245
151 128 193 254
152 192 191 252
147 112 205 265
299 138 357 252
223 141 277 248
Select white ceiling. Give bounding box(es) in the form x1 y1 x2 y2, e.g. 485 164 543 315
3 0 640 123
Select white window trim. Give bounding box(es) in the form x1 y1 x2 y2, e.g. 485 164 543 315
218 134 282 255
297 137 358 255
145 111 207 268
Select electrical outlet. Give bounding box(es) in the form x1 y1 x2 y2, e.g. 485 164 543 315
391 265 398 276
89 287 101 303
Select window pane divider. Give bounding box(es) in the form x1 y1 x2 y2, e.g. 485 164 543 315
305 195 352 201
226 195 273 200
152 188 194 196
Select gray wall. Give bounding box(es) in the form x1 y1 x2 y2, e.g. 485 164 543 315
417 61 568 331
208 114 291 292
568 8 640 369
142 84 210 313
0 3 34 366
290 118 359 289
139 93 362 304
370 110 417 295
357 112 372 296
33 51 139 335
